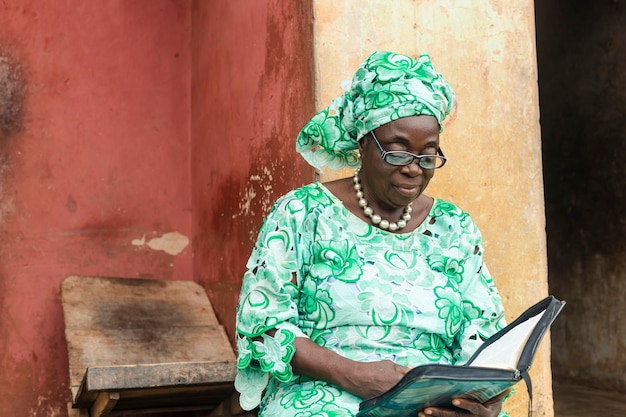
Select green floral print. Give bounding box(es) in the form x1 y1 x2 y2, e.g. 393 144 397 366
236 183 508 416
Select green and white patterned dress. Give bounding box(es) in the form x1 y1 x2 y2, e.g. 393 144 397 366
235 183 507 417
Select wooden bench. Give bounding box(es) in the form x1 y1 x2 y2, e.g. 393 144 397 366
61 275 241 417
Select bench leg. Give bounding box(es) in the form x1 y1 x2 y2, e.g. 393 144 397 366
67 403 89 417
91 392 120 417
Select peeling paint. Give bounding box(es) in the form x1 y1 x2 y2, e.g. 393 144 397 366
131 236 146 246
237 166 276 219
29 394 64 417
131 232 189 255
236 183 257 217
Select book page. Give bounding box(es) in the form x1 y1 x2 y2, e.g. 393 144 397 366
468 311 545 369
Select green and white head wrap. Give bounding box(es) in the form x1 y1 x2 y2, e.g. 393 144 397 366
296 51 456 171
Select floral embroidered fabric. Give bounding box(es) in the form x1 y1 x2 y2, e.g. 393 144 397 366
296 51 456 172
235 183 508 416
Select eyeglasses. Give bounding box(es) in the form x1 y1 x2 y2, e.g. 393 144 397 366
369 131 447 169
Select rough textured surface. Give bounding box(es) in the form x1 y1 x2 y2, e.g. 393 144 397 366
313 1 550 416
553 382 626 417
0 1 315 415
5 0 615 415
536 0 626 394
191 1 315 342
61 276 236 414
0 2 193 415
0 48 24 140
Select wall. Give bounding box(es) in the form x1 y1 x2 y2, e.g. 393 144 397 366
0 1 315 414
312 1 550 415
536 1 626 391
0 1 192 415
191 0 315 341
0 0 555 415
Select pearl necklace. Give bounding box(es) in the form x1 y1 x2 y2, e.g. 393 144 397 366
353 169 412 232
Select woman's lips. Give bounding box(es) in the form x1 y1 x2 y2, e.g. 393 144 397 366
394 184 420 197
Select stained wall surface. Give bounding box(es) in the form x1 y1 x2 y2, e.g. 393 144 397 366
0 1 315 414
191 0 315 342
0 0 556 415
0 1 193 415
0 0 315 415
312 1 550 416
536 1 626 391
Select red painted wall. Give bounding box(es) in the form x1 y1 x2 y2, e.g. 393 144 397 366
0 1 192 415
0 0 314 415
191 1 314 342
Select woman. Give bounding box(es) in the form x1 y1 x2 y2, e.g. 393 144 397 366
235 51 509 417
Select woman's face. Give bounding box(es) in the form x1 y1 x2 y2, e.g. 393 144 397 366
358 115 440 211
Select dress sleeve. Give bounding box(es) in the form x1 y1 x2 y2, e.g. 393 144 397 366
234 195 309 411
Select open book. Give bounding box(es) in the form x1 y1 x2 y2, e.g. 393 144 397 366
356 296 565 417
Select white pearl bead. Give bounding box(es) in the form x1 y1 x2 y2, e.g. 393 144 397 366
356 190 364 198
403 213 412 221
371 214 382 224
379 219 390 229
397 219 407 228
358 198 368 207
388 222 398 231
364 207 373 216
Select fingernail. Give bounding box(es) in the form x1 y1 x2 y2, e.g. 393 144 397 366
452 399 461 406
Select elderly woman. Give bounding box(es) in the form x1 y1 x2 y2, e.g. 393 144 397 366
235 51 509 417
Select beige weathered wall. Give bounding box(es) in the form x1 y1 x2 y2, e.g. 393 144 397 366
312 1 550 416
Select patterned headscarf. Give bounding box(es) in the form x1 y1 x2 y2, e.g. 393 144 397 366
296 51 456 171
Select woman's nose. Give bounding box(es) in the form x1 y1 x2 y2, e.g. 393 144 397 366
400 159 424 176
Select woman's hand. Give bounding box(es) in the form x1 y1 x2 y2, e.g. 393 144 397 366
342 360 411 400
290 337 410 400
289 336 509 415
417 389 511 417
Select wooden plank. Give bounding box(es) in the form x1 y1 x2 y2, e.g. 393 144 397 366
75 365 237 409
91 392 119 417
61 275 219 330
61 275 238 413
79 384 235 412
84 360 237 391
66 325 235 392
61 276 236 395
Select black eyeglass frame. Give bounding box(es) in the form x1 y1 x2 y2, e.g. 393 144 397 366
369 130 447 169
